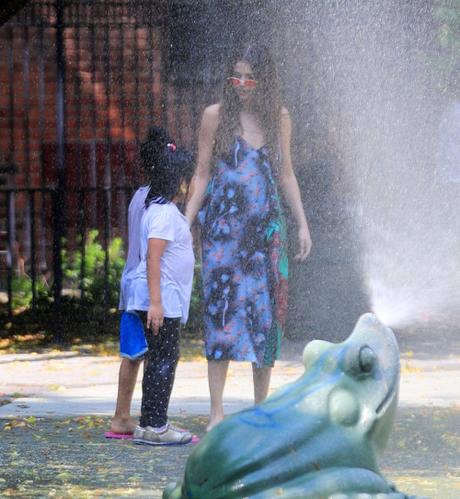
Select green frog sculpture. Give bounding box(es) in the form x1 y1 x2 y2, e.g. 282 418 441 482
164 313 426 499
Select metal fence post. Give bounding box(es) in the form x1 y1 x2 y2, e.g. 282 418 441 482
6 190 13 320
52 0 66 337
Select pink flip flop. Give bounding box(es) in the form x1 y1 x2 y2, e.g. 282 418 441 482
104 431 133 440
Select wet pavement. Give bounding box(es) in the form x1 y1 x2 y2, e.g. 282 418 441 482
0 337 459 498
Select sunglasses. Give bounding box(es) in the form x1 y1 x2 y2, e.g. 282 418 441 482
226 76 258 89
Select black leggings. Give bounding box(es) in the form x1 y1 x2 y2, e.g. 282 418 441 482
139 316 181 428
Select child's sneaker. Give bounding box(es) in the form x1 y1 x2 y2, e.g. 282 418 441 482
133 423 192 446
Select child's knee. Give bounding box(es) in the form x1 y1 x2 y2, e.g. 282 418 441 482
123 357 143 368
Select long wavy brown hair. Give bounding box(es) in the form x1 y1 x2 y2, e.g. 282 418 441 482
214 44 283 160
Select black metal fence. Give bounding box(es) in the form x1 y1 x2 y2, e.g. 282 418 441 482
0 185 134 319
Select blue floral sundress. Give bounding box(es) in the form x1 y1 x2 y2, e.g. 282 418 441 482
199 136 288 368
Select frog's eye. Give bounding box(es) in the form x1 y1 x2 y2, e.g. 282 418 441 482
359 346 376 373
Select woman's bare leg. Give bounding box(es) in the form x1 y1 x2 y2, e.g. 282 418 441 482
252 364 272 405
110 358 142 433
207 360 229 432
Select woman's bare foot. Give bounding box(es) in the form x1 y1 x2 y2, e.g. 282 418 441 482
110 416 137 434
206 412 224 432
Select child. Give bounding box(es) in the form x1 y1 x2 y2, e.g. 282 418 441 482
105 127 192 439
106 173 150 439
127 127 195 445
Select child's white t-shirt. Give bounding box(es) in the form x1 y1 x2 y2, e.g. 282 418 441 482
127 202 195 323
118 186 149 311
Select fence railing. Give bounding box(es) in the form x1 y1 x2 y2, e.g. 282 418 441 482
0 185 134 325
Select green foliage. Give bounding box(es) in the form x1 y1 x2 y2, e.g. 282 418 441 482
184 261 204 336
5 230 204 340
5 230 125 314
11 274 48 309
62 229 125 307
434 0 460 89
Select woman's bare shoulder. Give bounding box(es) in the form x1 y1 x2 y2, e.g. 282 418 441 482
280 106 290 119
201 103 221 135
203 103 221 120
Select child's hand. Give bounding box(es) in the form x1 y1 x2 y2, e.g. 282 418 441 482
147 302 164 335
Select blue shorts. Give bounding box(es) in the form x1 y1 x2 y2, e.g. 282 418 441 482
119 311 148 359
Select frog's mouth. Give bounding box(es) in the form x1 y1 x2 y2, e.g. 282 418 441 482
374 332 399 418
376 369 398 416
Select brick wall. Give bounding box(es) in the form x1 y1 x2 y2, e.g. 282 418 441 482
0 0 216 279
0 2 171 190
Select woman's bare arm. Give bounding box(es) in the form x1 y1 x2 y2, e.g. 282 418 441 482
185 104 220 225
278 108 312 261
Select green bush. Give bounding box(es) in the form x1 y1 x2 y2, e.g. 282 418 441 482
433 0 460 90
11 274 49 309
184 261 204 336
62 229 125 307
5 230 205 339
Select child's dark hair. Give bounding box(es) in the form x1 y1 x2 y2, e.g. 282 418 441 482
140 126 194 206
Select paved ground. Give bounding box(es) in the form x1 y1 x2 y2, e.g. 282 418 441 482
0 336 459 498
0 339 458 418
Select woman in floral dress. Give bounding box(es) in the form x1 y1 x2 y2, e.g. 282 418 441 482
186 44 312 431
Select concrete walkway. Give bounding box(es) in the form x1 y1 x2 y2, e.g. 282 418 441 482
1 343 458 419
